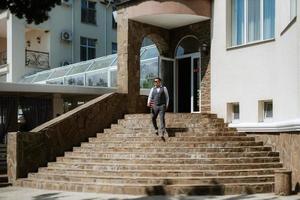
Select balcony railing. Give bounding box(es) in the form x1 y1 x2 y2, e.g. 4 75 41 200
25 49 49 69
0 51 7 66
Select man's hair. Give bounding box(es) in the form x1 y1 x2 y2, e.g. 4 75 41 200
154 77 162 81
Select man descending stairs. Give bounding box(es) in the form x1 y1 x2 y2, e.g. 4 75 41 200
16 113 283 195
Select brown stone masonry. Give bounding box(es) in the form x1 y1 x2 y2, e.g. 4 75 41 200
249 132 300 193
7 93 148 184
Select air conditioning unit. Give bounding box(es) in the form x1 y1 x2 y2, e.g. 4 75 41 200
61 60 71 66
61 31 72 42
61 0 72 6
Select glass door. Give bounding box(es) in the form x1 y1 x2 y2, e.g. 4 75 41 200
159 57 175 112
175 52 201 113
191 55 201 113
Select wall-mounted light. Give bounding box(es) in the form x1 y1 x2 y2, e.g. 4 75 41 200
36 36 41 44
201 42 209 55
26 40 31 47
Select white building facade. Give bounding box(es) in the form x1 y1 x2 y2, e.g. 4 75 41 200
2 0 300 132
0 0 117 83
211 0 300 131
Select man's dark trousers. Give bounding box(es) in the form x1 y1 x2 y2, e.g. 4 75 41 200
151 105 166 132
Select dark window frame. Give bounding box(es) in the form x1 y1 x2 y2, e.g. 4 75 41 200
81 0 97 25
112 42 117 54
80 36 97 61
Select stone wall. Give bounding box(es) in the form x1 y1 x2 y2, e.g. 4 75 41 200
200 63 211 113
249 132 300 192
7 93 149 183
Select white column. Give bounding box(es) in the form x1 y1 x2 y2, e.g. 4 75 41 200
6 14 25 82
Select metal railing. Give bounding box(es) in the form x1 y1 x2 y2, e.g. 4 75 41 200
25 49 49 69
0 51 7 66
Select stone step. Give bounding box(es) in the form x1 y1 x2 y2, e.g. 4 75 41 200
64 151 279 159
73 146 273 153
16 179 274 195
108 125 235 132
47 162 283 171
56 156 280 164
80 141 264 148
98 132 245 138
119 116 224 123
27 173 274 185
117 120 228 129
109 123 237 132
38 168 277 177
124 113 218 120
88 136 255 143
124 113 219 119
104 128 237 135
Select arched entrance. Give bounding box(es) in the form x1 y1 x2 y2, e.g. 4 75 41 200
174 36 201 113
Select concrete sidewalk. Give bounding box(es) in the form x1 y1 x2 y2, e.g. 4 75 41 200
0 187 299 200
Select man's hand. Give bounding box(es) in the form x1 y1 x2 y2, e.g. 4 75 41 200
147 103 151 107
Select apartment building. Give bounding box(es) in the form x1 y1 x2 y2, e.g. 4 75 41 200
0 0 117 83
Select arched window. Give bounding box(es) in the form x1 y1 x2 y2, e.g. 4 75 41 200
176 36 201 57
140 37 159 89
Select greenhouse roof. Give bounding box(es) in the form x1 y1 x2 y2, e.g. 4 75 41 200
19 45 159 87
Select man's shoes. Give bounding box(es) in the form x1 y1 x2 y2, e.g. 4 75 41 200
159 129 168 138
154 129 159 136
161 129 168 138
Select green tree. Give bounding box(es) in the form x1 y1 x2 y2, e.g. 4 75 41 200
0 0 61 24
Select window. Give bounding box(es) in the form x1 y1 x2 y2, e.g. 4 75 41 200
233 103 240 120
80 37 96 61
227 103 240 123
291 0 297 20
112 14 117 29
263 101 273 119
258 100 273 122
112 42 117 54
81 0 96 25
231 0 275 46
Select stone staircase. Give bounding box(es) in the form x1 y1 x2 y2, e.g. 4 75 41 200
0 144 9 187
16 113 283 195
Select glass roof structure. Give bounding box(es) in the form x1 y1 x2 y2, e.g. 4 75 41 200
19 45 159 89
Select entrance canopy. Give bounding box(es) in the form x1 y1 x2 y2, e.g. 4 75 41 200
117 0 211 29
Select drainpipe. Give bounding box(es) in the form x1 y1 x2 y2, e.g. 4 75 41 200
71 1 75 63
104 4 107 55
104 0 114 55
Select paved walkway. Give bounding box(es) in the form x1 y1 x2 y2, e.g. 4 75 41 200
0 187 299 200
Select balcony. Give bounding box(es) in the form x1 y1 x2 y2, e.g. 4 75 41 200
25 49 49 69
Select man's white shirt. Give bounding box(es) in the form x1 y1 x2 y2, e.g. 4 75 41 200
147 86 169 107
